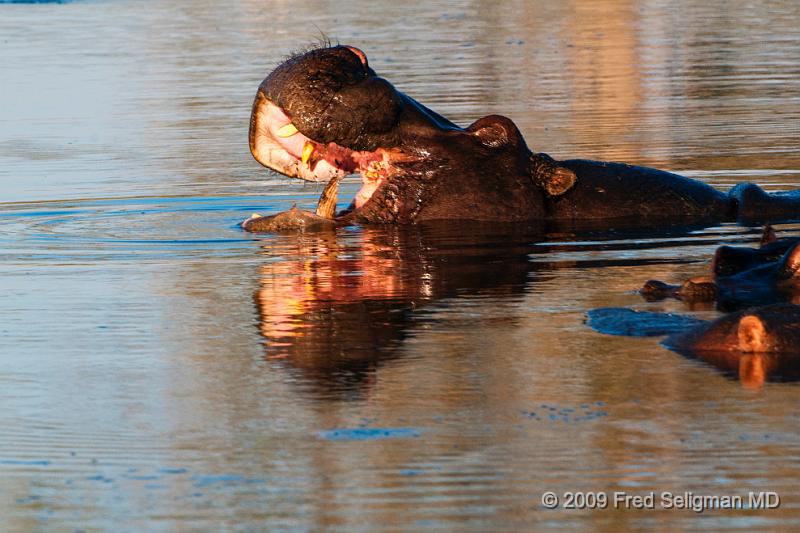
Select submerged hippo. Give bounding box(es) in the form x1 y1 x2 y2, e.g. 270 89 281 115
711 224 800 277
243 45 800 230
587 304 800 386
641 226 800 310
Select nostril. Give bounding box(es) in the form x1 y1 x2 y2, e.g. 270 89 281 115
344 45 368 68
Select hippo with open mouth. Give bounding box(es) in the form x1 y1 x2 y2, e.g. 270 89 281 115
243 45 800 231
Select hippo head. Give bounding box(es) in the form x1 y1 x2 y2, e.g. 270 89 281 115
248 45 574 224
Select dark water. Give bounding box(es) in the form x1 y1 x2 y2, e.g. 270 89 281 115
2 0 800 530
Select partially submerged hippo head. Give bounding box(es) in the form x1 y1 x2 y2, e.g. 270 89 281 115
640 228 800 310
588 304 800 387
247 45 575 226
664 304 800 357
665 304 800 387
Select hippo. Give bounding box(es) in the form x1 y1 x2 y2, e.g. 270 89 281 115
587 304 800 387
711 224 800 277
641 226 800 310
243 45 800 230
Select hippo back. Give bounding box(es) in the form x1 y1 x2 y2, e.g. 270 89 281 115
548 160 732 222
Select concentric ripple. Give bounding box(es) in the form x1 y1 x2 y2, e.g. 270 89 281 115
0 194 299 263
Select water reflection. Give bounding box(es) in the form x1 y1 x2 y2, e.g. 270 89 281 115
252 220 762 398
3 0 800 529
254 222 547 394
587 305 800 388
688 350 800 389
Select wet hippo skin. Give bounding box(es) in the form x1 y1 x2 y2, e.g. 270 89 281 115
587 304 800 387
665 304 800 387
244 45 800 230
641 226 800 311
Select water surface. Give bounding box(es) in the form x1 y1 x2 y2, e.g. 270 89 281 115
2 0 800 530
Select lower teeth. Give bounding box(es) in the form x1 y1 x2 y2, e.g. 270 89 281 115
314 175 341 219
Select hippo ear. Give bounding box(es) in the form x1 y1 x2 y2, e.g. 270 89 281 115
737 315 768 353
760 224 777 246
543 167 577 196
776 242 800 280
529 152 577 197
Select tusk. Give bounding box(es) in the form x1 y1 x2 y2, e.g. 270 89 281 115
301 141 315 165
315 175 341 219
276 123 299 138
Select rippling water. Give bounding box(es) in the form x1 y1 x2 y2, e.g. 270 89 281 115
2 0 800 530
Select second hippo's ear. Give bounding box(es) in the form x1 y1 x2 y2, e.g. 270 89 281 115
737 315 768 353
760 224 777 246
776 242 800 280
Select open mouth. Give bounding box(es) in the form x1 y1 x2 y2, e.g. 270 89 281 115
250 92 395 219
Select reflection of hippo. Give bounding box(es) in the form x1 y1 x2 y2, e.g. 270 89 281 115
245 45 800 229
587 304 800 387
641 227 800 310
253 222 551 396
255 221 751 395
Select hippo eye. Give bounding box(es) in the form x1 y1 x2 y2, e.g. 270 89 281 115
289 75 402 151
472 123 509 148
